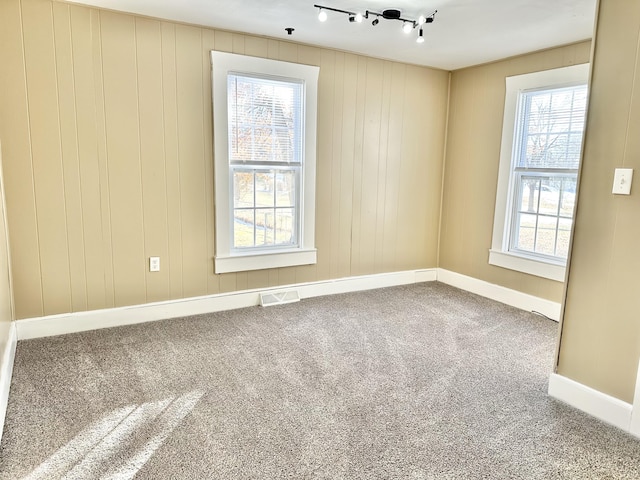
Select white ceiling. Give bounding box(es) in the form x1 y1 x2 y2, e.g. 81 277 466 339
65 0 597 70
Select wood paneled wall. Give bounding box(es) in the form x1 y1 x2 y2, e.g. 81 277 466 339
440 41 591 302
0 0 449 319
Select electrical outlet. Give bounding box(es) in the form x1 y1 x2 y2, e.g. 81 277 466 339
149 256 160 272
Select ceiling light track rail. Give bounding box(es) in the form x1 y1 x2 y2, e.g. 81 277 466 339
314 4 437 43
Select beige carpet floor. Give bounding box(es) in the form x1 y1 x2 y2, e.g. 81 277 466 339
1 282 639 479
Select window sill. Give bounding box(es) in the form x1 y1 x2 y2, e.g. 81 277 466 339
214 248 317 274
488 249 566 282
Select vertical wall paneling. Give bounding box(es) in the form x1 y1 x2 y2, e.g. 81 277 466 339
373 61 393 273
381 63 406 271
315 48 335 281
213 30 232 53
0 0 449 318
53 3 88 312
278 41 297 64
327 52 345 280
235 270 248 292
70 5 107 311
337 53 358 280
349 56 368 276
21 0 72 315
231 33 245 55
175 25 207 298
267 39 279 60
160 22 184 300
0 0 43 318
218 273 237 294
244 36 268 58
92 8 116 308
135 17 170 303
419 68 447 267
360 58 384 274
395 66 423 270
100 12 146 307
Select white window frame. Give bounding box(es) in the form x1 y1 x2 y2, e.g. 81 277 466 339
489 64 589 282
211 51 319 274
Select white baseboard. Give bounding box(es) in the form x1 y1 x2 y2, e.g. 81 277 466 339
16 269 437 340
0 322 16 445
16 267 562 340
436 268 561 321
548 373 634 433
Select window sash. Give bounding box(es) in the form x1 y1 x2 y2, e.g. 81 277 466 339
508 172 577 261
227 73 303 166
514 84 588 171
230 166 301 251
506 83 587 263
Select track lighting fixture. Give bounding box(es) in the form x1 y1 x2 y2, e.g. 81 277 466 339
313 5 436 44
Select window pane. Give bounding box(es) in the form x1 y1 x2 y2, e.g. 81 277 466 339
233 171 254 208
275 208 295 245
517 85 587 170
228 74 303 165
556 218 572 258
515 213 537 252
276 170 296 207
255 172 275 208
538 178 560 215
519 178 540 213
255 209 275 246
513 174 577 259
234 209 255 248
559 178 576 216
231 167 299 250
535 216 558 256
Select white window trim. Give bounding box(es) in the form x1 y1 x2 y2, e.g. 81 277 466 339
211 51 319 274
489 63 589 282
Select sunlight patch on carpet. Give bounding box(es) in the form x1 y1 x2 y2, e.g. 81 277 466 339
24 390 205 480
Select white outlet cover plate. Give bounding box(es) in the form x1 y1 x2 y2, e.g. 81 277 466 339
149 256 160 272
612 168 633 195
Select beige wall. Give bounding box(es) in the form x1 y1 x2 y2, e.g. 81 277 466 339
0 0 449 319
0 144 14 382
557 1 640 403
439 41 592 302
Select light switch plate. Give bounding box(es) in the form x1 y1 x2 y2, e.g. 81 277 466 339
612 168 633 195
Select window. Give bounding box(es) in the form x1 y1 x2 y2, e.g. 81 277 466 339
211 52 319 274
490 64 589 281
